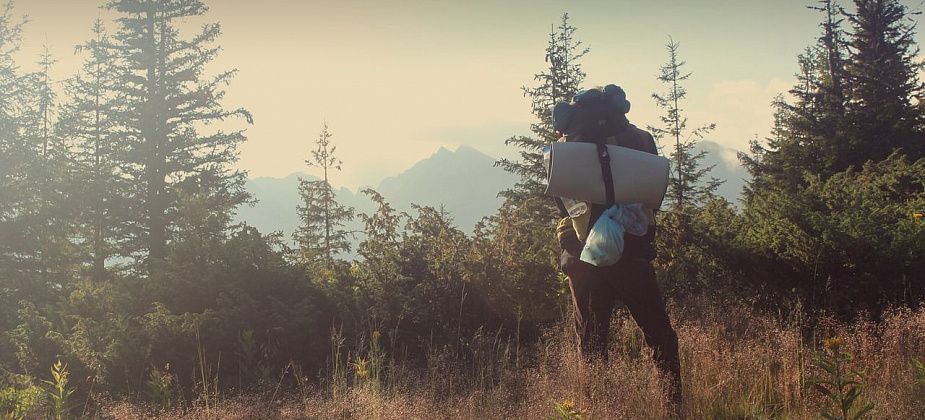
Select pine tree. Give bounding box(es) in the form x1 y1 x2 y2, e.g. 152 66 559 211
0 0 25 247
58 19 126 281
105 0 252 275
793 2 852 174
844 0 925 161
13 44 79 289
647 37 725 297
294 123 354 270
648 38 721 210
815 0 848 113
742 1 852 190
0 0 30 325
0 1 20 139
740 96 801 193
497 13 588 204
481 14 588 314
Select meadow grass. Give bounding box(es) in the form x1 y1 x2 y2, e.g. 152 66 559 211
96 303 925 419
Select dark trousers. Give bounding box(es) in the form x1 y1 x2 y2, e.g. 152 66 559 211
563 252 682 404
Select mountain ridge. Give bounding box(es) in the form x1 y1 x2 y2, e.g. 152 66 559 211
234 142 749 244
235 145 517 243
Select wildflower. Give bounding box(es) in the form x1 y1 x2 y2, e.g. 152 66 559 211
914 212 924 219
353 357 369 380
553 399 581 419
823 337 844 351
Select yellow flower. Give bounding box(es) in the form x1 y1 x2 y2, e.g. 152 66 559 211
561 399 575 412
914 212 924 219
824 337 844 351
353 358 369 379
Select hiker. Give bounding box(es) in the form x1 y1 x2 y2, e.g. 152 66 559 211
552 85 682 405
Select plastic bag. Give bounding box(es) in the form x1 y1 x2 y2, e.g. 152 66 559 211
579 204 649 267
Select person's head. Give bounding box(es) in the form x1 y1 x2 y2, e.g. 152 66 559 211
552 84 631 142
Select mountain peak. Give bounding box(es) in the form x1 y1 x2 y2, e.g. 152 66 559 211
454 144 488 158
428 144 492 161
433 146 452 157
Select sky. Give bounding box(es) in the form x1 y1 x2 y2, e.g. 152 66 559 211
14 0 918 189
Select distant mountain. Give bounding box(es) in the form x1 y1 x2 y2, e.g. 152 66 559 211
376 145 517 229
234 145 518 244
235 172 304 238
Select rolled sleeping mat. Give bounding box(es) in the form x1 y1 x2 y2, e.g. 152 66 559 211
545 142 670 209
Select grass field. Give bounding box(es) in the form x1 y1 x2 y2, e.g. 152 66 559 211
90 302 925 419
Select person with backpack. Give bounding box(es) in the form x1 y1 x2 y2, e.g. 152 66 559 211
552 85 682 406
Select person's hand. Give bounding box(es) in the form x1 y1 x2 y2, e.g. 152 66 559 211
559 249 581 275
558 230 582 253
556 217 583 253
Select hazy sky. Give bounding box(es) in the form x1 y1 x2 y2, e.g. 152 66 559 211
15 0 919 189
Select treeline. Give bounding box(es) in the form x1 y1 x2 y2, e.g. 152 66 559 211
0 0 923 414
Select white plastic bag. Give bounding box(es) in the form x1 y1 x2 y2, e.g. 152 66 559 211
579 204 649 267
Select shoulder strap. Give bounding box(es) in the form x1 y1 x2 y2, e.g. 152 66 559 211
596 139 615 207
554 197 569 217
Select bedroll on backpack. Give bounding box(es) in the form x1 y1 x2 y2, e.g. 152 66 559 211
544 141 670 209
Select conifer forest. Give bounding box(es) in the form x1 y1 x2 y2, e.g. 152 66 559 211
1 1 924 418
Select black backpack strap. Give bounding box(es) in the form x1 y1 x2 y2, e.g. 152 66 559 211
596 140 615 207
554 197 569 217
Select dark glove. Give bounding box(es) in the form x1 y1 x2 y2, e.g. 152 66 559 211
558 231 583 254
556 217 585 275
559 249 581 275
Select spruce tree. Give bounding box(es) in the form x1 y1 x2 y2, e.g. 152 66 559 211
0 0 25 253
482 14 588 309
294 123 354 270
647 38 724 297
0 0 29 322
105 0 252 275
0 1 20 139
58 19 126 281
844 0 925 161
819 0 848 107
13 44 78 289
497 13 587 204
742 2 852 190
649 38 721 210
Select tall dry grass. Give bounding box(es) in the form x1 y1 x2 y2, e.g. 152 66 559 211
99 303 925 419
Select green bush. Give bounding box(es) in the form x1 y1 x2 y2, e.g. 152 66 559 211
0 383 44 419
